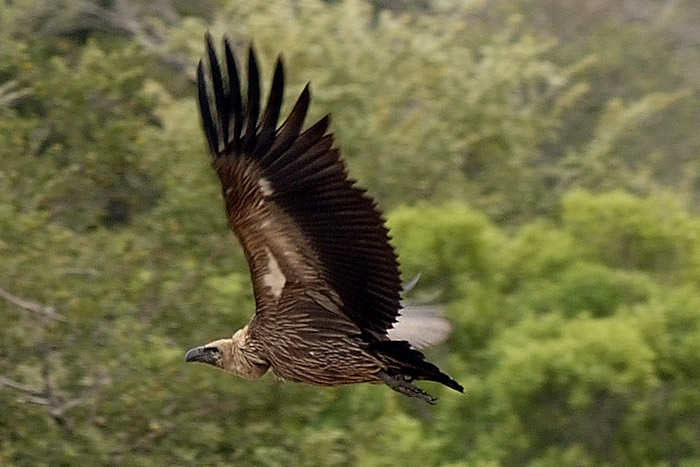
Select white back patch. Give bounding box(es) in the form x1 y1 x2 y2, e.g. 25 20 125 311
263 247 286 299
258 178 274 197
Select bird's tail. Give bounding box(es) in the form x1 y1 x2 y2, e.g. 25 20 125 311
371 339 464 393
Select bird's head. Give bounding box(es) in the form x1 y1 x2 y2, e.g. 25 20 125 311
185 328 269 379
185 338 230 368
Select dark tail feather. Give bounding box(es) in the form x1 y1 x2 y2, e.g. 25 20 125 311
371 340 464 393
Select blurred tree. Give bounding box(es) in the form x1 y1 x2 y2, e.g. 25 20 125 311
473 0 700 209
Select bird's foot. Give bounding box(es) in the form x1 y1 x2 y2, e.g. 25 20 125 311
378 371 436 404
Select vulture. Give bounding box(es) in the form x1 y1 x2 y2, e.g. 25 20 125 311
185 35 463 403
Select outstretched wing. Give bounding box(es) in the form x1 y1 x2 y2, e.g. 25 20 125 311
197 35 402 338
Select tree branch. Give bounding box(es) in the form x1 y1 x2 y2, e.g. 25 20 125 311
0 372 94 430
0 286 65 321
0 375 45 397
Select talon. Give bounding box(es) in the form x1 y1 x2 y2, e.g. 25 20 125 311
379 371 436 404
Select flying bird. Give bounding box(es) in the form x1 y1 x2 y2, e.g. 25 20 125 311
185 35 463 403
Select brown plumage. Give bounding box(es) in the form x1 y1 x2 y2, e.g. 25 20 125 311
185 34 463 403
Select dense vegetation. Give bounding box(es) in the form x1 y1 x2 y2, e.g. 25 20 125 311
2 0 700 465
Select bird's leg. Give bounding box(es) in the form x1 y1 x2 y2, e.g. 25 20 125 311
378 371 436 404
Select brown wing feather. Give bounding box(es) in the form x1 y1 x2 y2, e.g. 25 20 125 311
198 37 402 338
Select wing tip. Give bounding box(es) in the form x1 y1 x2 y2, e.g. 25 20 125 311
197 58 219 156
242 42 261 151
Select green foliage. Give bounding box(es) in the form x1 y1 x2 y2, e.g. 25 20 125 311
2 0 700 466
561 190 700 279
388 202 503 299
1 40 165 231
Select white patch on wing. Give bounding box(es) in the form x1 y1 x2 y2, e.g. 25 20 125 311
262 247 286 299
258 178 274 197
388 305 452 350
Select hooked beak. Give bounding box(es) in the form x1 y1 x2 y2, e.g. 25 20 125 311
185 347 206 363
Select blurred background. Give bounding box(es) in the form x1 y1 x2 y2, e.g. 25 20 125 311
1 0 700 465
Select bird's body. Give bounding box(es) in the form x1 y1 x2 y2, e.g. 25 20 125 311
186 35 463 403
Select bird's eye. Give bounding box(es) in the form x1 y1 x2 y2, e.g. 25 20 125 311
205 347 220 354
